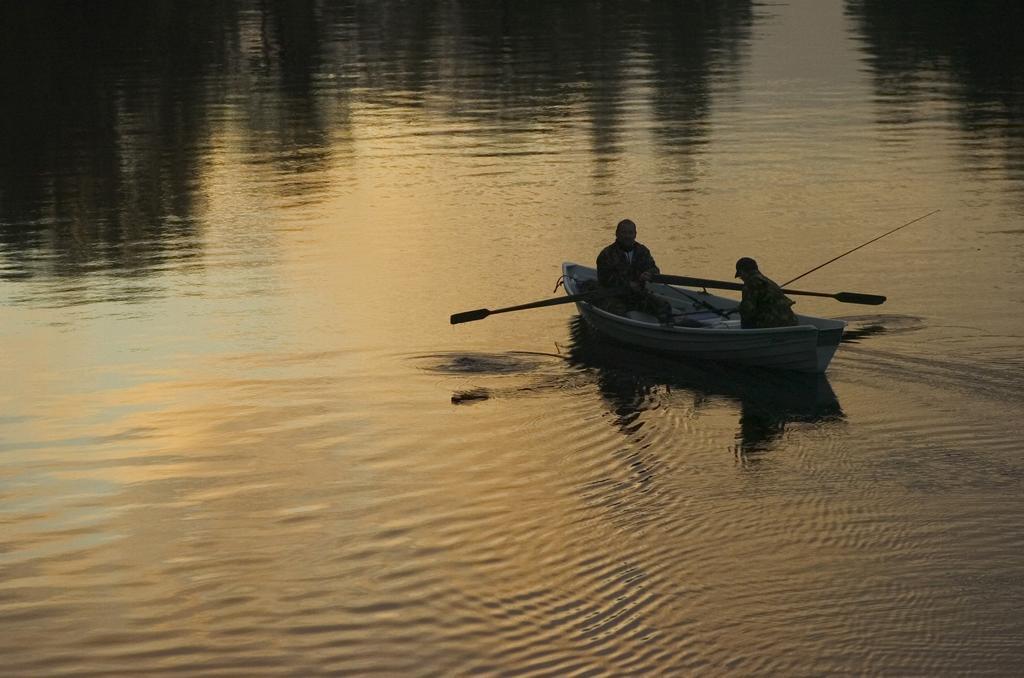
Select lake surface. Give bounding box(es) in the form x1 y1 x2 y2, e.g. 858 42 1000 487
2 1 1023 675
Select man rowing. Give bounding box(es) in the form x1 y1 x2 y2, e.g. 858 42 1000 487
595 218 673 323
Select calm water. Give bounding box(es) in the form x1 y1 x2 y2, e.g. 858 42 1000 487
2 1 1023 675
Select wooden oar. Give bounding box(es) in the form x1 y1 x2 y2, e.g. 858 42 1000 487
451 287 623 324
650 274 886 306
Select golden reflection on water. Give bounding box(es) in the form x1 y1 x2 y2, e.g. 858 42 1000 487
2 0 1024 674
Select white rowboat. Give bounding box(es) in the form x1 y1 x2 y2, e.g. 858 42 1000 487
562 262 846 373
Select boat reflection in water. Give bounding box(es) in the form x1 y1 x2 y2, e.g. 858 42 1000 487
563 317 844 456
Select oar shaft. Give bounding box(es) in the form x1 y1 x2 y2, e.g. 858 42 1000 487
488 289 611 315
653 274 743 292
450 287 623 324
650 274 885 305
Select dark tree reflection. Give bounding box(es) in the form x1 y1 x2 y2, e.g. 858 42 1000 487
0 1 240 278
0 1 756 279
846 0 1024 186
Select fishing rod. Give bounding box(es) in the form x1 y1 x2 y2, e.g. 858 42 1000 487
782 209 940 287
661 283 732 319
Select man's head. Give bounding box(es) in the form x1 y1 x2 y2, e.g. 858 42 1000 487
734 256 758 279
615 219 637 250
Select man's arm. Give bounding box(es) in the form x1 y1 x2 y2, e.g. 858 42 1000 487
739 277 767 319
596 247 619 287
638 245 660 281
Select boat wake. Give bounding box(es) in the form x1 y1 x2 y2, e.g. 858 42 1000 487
836 343 1024 405
413 351 583 406
415 351 556 375
837 314 926 343
419 318 846 455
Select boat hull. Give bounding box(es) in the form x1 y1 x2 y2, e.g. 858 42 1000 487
563 262 845 373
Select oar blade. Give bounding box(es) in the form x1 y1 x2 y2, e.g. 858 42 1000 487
450 308 491 324
834 292 886 305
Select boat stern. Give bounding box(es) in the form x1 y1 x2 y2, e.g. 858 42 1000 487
809 317 846 372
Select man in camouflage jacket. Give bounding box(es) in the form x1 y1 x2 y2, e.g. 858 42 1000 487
596 219 673 322
734 257 799 329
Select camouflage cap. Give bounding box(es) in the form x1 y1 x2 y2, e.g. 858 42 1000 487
734 256 758 277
